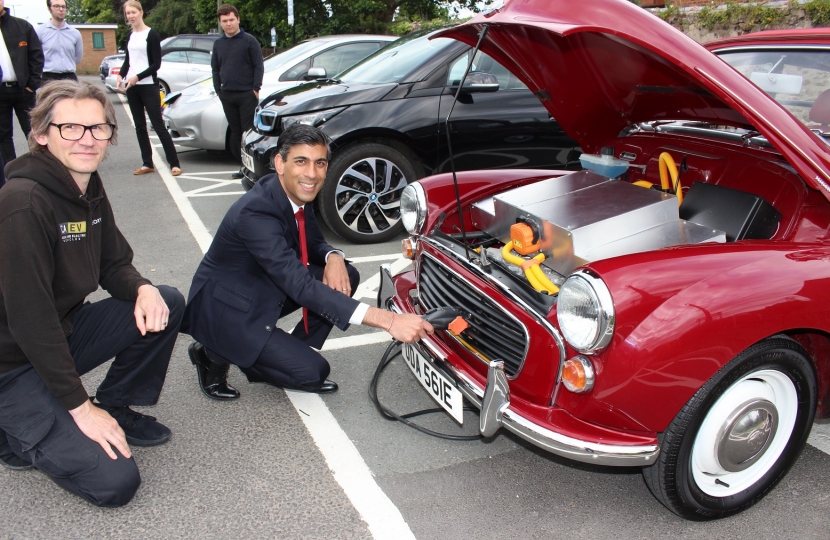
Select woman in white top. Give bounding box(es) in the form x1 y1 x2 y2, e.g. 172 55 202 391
117 0 181 176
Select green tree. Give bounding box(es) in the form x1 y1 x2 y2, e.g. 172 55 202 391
82 0 118 23
66 0 86 23
145 0 198 37
191 0 491 48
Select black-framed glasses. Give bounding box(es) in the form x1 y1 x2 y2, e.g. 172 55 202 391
51 4 68 9
49 123 115 141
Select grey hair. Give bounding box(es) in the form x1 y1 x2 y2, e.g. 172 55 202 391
276 124 331 161
28 80 118 152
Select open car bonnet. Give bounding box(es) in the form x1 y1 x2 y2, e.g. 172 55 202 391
435 0 830 198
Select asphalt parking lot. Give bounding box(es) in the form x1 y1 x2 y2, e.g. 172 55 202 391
0 76 828 539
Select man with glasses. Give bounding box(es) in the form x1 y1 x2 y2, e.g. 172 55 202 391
0 80 184 507
37 0 83 82
0 0 43 163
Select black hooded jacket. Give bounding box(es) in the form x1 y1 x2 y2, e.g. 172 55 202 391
0 150 151 410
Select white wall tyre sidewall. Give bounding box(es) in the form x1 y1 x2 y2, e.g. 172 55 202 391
691 369 798 498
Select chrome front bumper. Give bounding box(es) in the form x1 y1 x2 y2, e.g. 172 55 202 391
379 263 660 467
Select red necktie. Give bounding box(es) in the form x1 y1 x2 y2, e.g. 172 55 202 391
295 208 309 334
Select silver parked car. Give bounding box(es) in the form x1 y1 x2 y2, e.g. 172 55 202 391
162 34 395 152
106 49 214 95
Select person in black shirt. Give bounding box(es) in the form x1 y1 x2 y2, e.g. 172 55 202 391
0 0 43 164
0 80 183 507
211 4 263 180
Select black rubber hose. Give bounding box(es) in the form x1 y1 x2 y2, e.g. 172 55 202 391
369 340 482 441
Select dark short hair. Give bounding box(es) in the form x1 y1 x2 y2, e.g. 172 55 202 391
217 3 239 19
47 0 66 7
276 124 331 161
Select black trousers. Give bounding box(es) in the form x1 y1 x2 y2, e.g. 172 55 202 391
218 90 258 164
126 83 180 169
0 285 184 507
42 72 78 82
208 264 360 391
0 83 36 163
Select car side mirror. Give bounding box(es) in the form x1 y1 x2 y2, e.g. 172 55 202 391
304 67 327 80
458 71 500 93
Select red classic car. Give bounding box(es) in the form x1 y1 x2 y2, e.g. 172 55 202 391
379 0 830 521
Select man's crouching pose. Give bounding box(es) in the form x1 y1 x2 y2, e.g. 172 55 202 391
181 124 432 400
0 80 184 507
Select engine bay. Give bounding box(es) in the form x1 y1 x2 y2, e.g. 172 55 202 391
463 150 782 296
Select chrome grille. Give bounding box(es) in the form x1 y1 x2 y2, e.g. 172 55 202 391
418 255 528 376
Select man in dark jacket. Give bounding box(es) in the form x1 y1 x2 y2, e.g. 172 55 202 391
0 0 44 163
181 124 432 400
0 80 184 507
211 3 263 180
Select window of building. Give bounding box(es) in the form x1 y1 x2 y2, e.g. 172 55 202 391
92 32 105 50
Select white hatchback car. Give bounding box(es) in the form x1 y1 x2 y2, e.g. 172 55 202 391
105 49 214 95
162 34 395 152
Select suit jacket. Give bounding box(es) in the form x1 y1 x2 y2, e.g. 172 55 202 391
181 174 360 367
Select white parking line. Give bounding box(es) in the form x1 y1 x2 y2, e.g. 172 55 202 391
118 94 417 539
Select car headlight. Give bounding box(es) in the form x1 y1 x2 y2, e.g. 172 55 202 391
557 270 614 353
186 79 217 103
400 182 426 234
280 107 346 130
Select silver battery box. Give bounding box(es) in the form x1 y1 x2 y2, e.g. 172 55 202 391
471 170 725 275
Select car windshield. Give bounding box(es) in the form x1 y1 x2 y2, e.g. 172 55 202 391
338 31 456 84
263 40 333 73
716 48 830 133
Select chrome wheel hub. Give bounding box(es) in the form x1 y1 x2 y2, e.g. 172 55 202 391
715 399 778 472
335 157 408 236
691 370 797 497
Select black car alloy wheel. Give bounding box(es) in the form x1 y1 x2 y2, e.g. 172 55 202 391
643 336 816 520
319 142 415 244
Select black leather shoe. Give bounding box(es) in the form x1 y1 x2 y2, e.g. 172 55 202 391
313 379 338 394
231 169 244 179
188 342 240 400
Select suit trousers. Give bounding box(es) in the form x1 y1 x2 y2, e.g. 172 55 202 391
0 285 184 507
208 263 360 391
0 83 36 163
218 90 258 164
125 83 180 170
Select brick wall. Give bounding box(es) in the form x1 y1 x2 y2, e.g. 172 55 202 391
76 27 118 75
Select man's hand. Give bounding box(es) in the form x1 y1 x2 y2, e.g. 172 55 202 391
25 87 33 93
69 400 131 460
253 89 259 98
134 284 169 336
322 254 351 296
364 307 433 344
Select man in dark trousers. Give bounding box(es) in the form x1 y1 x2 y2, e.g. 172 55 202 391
0 80 184 507
182 124 432 400
0 0 44 163
211 3 263 180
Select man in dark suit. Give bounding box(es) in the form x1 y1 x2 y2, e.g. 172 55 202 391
181 124 432 399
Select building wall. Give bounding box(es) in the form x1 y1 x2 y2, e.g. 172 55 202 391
76 28 117 74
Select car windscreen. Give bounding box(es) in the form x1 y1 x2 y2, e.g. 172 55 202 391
263 40 334 73
716 48 830 131
338 32 456 84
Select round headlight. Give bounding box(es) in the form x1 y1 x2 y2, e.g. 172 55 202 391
557 270 614 353
400 182 426 234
